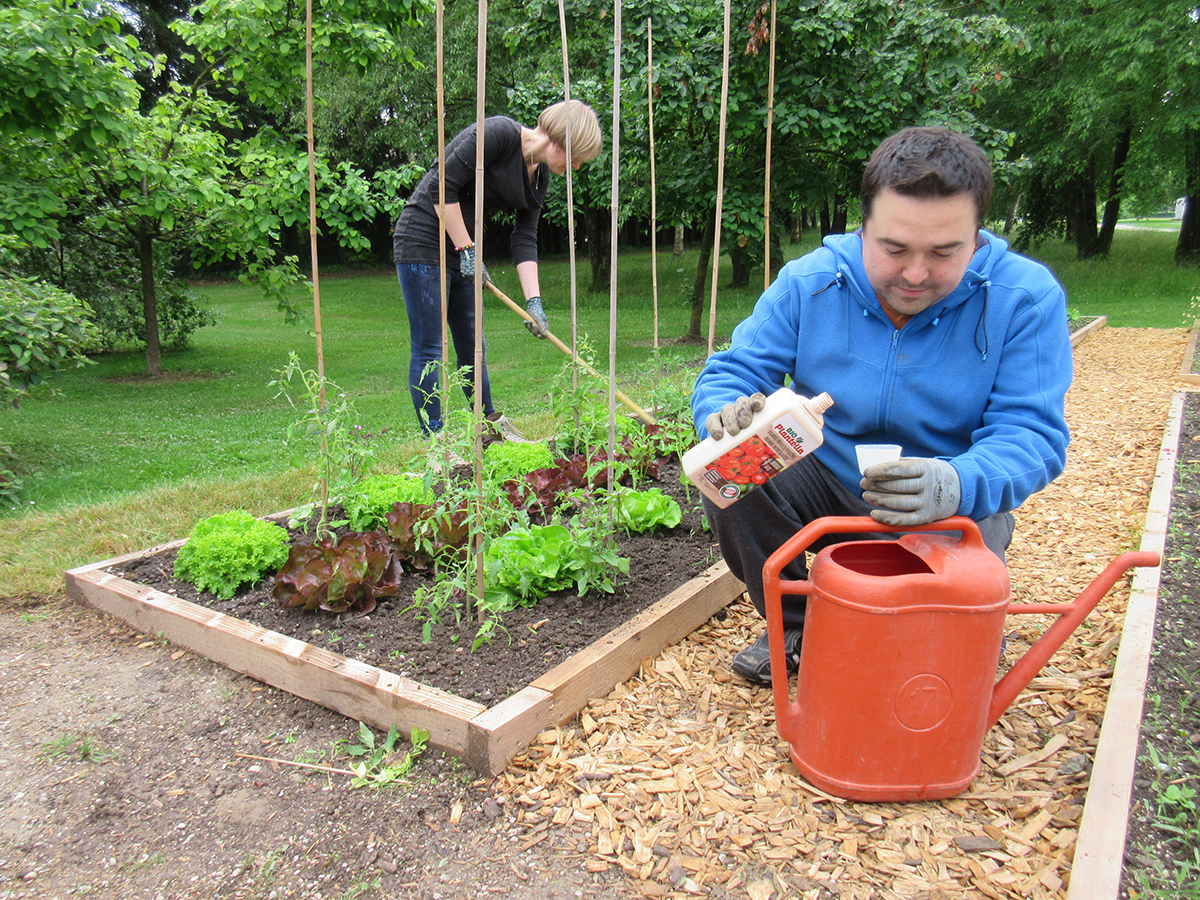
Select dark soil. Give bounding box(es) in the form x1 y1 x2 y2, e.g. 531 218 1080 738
1121 390 1200 897
111 460 721 705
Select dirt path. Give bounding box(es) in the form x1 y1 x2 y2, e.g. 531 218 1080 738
0 326 1190 900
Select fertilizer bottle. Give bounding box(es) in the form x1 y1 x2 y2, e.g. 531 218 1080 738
683 389 834 509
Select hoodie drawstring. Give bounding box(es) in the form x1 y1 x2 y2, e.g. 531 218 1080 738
974 280 991 361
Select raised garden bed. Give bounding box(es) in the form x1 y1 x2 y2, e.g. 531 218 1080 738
65 464 744 775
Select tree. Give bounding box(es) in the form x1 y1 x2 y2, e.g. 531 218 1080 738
0 0 424 375
992 0 1200 263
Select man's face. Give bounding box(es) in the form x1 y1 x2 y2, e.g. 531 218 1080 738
861 187 978 328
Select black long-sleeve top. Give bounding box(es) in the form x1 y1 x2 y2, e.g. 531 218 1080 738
392 116 549 266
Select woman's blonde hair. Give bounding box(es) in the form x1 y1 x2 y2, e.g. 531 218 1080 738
537 100 603 163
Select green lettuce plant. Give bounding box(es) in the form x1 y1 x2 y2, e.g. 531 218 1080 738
174 510 290 599
343 473 434 531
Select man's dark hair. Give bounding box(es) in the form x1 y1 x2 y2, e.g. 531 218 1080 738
860 127 993 226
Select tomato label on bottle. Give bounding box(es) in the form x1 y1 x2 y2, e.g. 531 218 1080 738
698 413 817 501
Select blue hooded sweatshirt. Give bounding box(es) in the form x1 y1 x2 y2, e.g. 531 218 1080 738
691 230 1073 520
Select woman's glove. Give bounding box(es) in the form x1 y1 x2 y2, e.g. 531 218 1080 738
704 393 767 440
860 457 961 526
457 244 489 283
524 296 549 338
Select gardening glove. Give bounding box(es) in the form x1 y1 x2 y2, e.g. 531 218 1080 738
704 392 767 440
524 296 549 338
457 244 489 284
860 457 961 526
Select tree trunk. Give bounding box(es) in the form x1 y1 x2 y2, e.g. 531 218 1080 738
819 201 831 238
1177 126 1200 266
673 223 684 256
790 214 801 244
831 194 847 234
584 206 611 293
687 212 716 339
1069 156 1100 259
1004 194 1020 236
1095 126 1132 257
138 224 162 377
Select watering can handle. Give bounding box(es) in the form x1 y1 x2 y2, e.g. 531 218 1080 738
762 516 983 730
988 549 1160 728
762 515 984 590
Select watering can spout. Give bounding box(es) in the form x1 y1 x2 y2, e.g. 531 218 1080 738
987 550 1160 728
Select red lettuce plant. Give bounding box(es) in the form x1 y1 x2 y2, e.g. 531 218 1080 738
273 529 402 614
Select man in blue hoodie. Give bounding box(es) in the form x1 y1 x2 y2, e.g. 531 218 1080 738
691 127 1073 684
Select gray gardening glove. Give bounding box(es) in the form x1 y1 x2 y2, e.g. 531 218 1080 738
860 457 961 526
704 392 767 440
457 245 490 283
524 296 549 338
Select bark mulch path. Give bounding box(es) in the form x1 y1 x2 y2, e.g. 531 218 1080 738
488 326 1190 900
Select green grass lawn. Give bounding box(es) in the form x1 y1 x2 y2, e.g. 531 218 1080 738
1 227 1194 599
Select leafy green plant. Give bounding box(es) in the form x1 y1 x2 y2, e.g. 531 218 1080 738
603 486 683 534
174 510 290 599
340 722 429 788
342 473 433 531
484 522 629 610
0 275 100 406
482 440 555 485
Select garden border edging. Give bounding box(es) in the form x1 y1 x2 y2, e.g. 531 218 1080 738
1067 390 1185 898
1178 318 1200 386
64 530 744 775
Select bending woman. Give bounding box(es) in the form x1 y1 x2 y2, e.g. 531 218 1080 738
392 99 603 435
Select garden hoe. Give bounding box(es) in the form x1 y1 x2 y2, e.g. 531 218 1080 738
483 278 657 425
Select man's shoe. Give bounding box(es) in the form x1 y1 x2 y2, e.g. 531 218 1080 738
731 628 803 685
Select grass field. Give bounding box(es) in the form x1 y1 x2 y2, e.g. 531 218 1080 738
2 226 1194 599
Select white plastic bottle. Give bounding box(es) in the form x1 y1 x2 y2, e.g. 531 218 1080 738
683 389 835 509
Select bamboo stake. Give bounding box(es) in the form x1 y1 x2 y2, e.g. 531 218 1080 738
648 17 659 349
485 281 655 425
763 0 776 292
304 0 329 530
556 0 581 409
608 0 623 495
436 0 449 448
471 0 488 620
706 0 732 356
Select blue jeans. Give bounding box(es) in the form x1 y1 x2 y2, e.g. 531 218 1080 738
396 263 494 434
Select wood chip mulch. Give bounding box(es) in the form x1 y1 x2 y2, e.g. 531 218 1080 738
494 327 1192 900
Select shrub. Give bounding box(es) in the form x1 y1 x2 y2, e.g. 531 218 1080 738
91 275 219 351
0 275 100 406
174 510 290 599
343 473 434 531
483 441 555 485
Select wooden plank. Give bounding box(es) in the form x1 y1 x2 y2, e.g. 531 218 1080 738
66 568 484 755
1068 390 1182 900
1070 315 1107 348
465 686 554 775
530 561 743 723
1178 319 1200 385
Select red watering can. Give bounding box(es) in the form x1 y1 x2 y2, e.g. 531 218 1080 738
762 516 1159 802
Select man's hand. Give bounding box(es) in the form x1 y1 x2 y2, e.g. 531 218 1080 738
860 457 961 526
704 393 767 440
524 296 549 338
